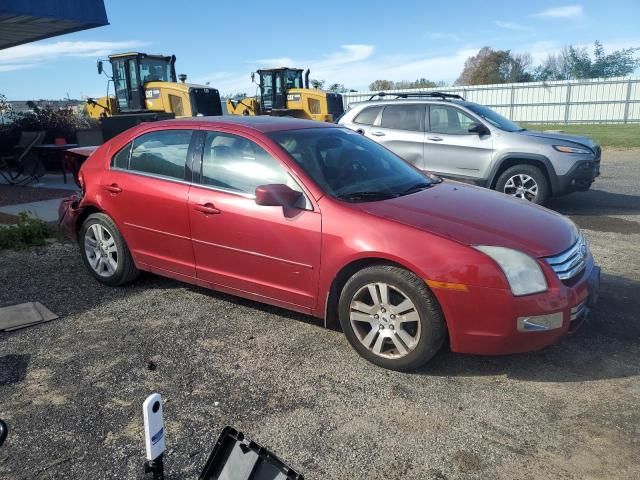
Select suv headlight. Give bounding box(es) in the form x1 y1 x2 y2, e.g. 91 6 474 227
474 246 547 296
553 145 591 154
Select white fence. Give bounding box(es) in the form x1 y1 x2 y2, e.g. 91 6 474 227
341 76 640 124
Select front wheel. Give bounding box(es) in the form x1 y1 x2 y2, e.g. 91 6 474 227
79 213 139 286
495 164 550 205
338 265 446 371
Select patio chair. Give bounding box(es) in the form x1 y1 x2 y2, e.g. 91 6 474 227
0 130 46 185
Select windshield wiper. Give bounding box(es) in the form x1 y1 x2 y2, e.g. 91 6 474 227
394 182 434 196
337 191 398 201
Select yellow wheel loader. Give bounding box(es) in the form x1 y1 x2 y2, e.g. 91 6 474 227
85 52 222 139
226 68 344 122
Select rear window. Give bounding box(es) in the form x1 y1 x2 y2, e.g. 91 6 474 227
353 106 382 125
381 104 425 131
129 130 193 180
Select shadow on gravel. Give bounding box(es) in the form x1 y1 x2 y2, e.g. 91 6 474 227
548 189 640 217
0 353 30 386
422 273 640 382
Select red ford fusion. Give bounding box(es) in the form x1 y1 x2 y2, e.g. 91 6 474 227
59 117 600 371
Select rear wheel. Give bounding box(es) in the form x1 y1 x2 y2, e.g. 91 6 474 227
79 213 139 286
338 265 446 371
495 164 550 205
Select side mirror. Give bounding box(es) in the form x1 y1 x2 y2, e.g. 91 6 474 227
468 122 490 135
97 60 103 75
251 72 256 83
255 184 302 207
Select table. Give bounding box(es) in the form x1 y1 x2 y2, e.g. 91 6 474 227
33 144 78 183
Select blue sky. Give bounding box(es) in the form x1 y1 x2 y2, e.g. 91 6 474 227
1 0 639 99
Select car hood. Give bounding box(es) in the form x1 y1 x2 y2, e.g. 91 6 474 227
519 129 598 150
354 182 578 258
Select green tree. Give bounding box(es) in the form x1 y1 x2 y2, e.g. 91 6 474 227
369 79 394 91
328 83 350 93
456 47 532 85
310 79 325 89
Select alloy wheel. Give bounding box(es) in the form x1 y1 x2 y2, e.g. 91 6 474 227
349 282 422 359
84 224 118 277
504 174 538 201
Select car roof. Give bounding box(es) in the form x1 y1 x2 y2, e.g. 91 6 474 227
154 115 338 134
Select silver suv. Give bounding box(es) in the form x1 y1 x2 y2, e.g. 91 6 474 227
338 92 601 205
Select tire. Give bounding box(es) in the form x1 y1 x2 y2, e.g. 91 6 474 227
79 213 139 286
338 265 446 371
494 164 550 205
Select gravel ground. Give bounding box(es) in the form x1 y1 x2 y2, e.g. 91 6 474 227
0 184 76 207
1 148 639 480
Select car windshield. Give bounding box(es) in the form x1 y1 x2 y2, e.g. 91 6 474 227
465 103 524 132
268 127 436 202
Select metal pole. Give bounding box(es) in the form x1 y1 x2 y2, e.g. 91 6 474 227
623 78 633 124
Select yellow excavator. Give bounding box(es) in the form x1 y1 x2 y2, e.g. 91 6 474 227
85 52 222 138
226 67 344 122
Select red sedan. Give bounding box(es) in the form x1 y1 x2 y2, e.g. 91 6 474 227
59 117 600 371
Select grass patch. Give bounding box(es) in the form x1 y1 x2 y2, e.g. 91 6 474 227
521 124 640 149
0 213 53 249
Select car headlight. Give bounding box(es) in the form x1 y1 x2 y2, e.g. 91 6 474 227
553 145 592 154
474 246 547 296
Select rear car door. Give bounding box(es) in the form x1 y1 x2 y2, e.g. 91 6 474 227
424 104 493 179
99 128 197 278
188 129 322 311
347 105 383 136
367 104 426 169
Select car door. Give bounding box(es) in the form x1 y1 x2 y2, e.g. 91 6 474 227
367 103 426 169
424 104 493 179
99 128 197 278
188 128 322 311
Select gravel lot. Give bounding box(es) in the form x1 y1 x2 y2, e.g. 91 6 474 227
1 149 639 480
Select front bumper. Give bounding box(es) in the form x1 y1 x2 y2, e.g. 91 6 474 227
555 148 601 194
437 258 600 355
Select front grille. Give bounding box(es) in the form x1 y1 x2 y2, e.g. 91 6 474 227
326 93 345 118
545 233 588 281
570 301 587 322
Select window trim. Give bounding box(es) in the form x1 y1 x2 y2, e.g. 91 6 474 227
379 103 426 132
427 104 484 136
110 129 197 182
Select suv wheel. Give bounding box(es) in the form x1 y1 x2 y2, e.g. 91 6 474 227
338 265 446 371
495 165 550 205
79 213 139 286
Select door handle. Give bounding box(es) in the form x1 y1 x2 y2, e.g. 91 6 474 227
370 131 385 136
102 183 122 194
427 136 443 142
194 203 221 215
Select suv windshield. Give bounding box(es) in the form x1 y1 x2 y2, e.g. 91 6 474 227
464 103 524 132
268 128 436 202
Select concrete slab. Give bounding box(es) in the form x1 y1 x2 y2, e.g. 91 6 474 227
0 198 62 222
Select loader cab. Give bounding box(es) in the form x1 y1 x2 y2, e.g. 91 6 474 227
257 68 305 112
108 52 177 112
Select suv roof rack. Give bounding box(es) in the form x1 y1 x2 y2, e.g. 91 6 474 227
367 91 465 101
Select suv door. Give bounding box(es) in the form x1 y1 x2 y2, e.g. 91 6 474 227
368 103 426 169
188 129 321 311
348 105 383 136
424 104 493 180
99 128 197 277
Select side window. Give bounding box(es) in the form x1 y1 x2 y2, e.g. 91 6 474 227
111 142 132 169
129 130 192 180
201 131 310 207
429 105 477 134
353 106 382 125
380 104 425 131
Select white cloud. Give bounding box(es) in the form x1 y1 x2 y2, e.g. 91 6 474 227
0 63 36 72
533 5 583 18
495 21 531 31
0 40 149 68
